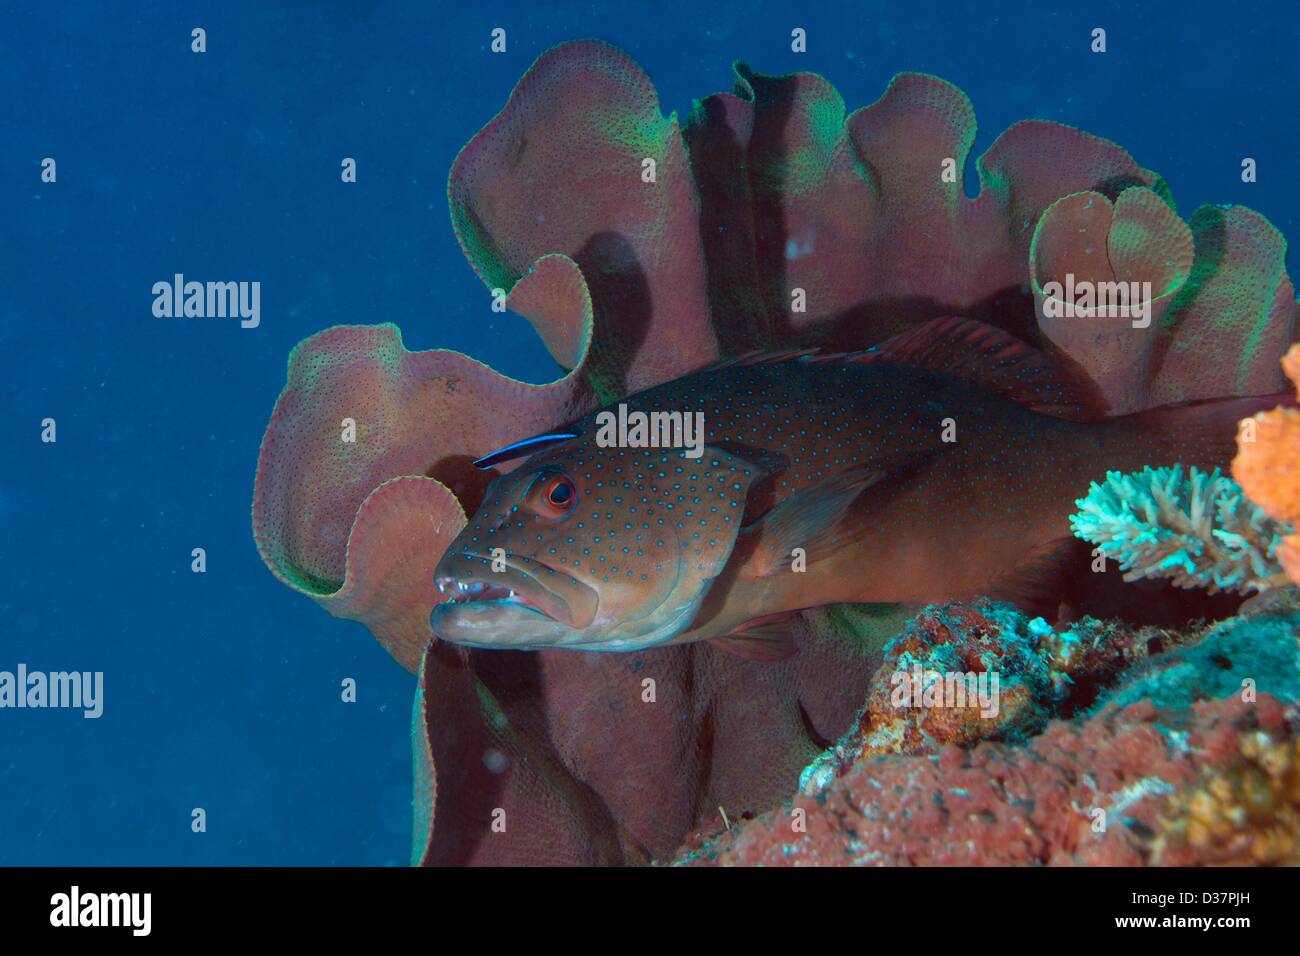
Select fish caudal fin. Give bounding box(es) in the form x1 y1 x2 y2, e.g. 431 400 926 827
1116 392 1295 472
989 536 1089 620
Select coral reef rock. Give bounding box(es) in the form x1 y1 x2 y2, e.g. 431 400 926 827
672 604 1300 866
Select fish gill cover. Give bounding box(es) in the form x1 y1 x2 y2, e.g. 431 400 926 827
249 40 1299 865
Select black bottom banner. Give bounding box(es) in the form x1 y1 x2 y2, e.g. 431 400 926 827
0 865 1286 941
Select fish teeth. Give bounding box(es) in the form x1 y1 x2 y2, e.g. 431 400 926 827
436 577 521 605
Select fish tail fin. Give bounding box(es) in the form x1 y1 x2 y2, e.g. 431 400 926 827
1113 391 1294 471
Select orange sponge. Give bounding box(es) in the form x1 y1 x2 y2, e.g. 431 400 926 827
1234 344 1300 584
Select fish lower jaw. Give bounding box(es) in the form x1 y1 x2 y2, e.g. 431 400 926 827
429 583 706 653
429 606 678 653
548 597 708 652
429 600 573 646
434 572 576 627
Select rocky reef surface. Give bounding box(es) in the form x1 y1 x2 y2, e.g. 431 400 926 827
671 601 1300 866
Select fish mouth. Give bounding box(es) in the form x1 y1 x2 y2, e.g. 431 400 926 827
430 552 599 645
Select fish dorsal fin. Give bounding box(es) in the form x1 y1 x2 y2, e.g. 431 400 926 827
848 317 1107 421
700 347 823 372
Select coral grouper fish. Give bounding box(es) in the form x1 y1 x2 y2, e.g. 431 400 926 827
430 318 1277 660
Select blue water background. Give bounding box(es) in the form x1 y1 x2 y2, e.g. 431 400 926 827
1 0 1296 864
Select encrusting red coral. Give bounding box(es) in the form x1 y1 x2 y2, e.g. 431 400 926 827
1153 723 1300 865
673 694 1297 866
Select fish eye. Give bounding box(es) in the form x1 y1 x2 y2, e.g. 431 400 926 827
529 472 577 520
547 479 573 506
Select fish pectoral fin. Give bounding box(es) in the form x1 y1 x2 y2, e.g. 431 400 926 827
741 466 889 578
707 617 797 662
989 536 1088 619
